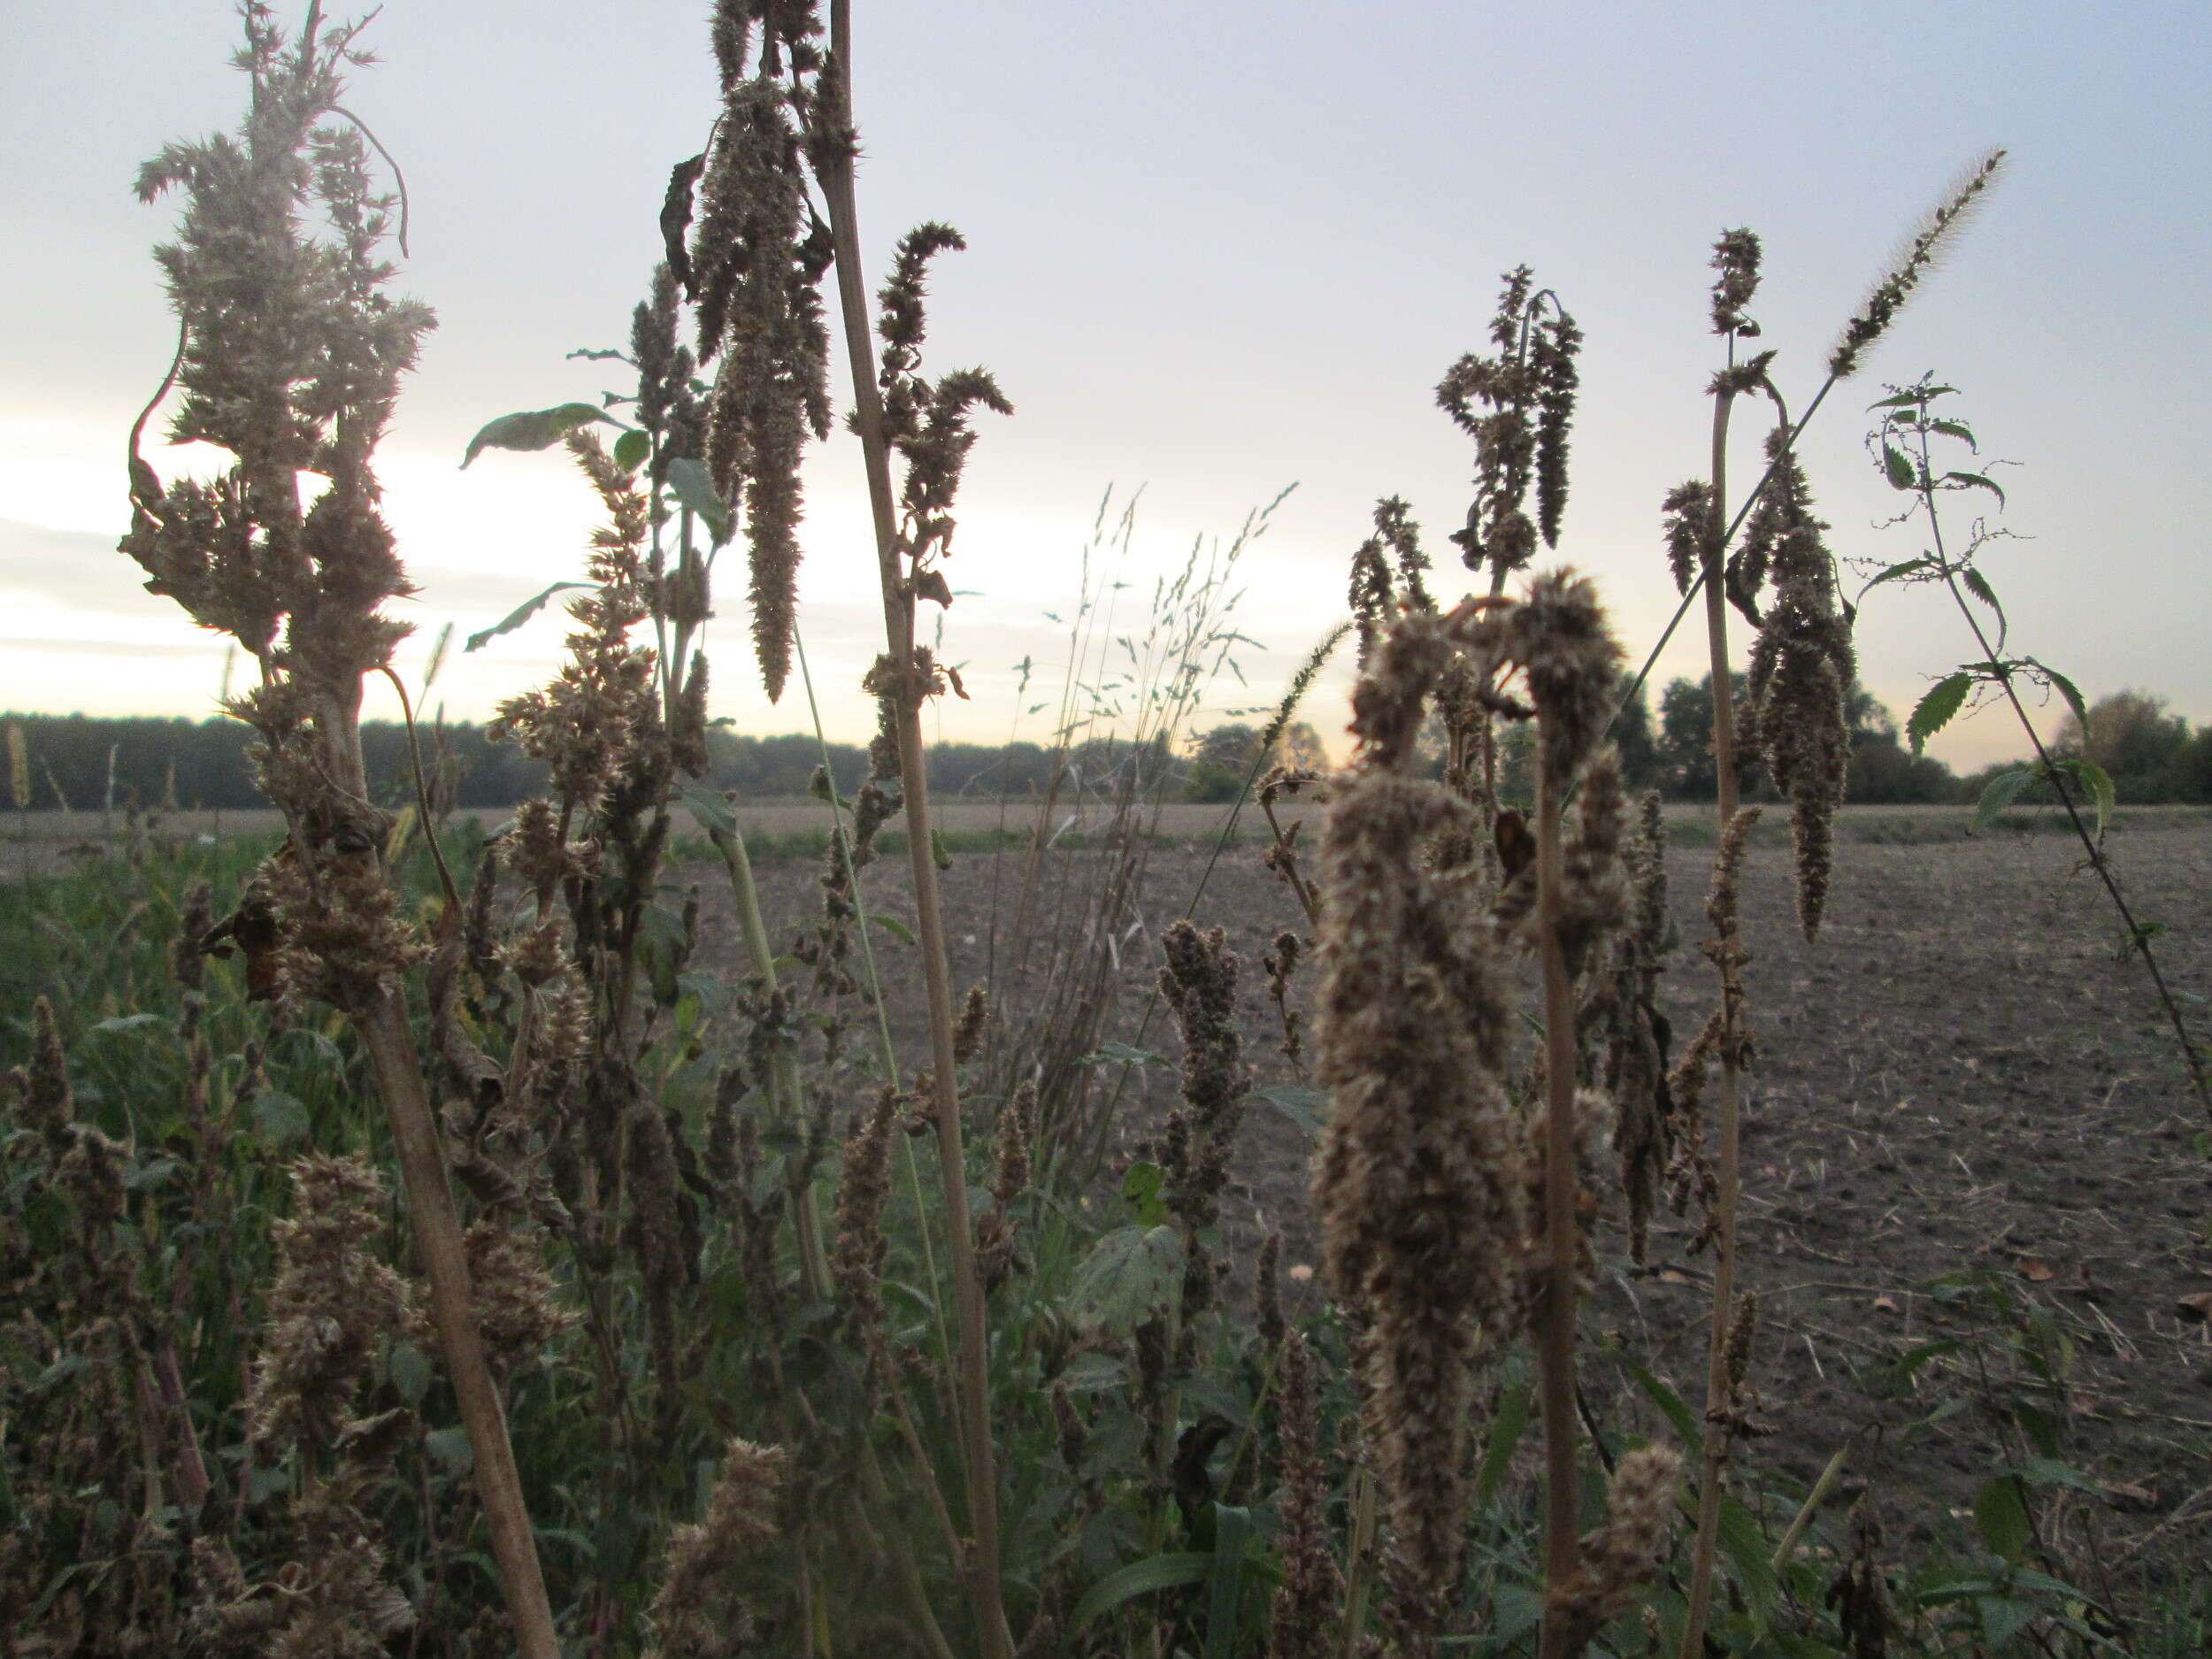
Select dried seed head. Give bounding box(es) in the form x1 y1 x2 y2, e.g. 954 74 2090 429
464 1219 577 1387
1830 149 2006 380
1741 434 1855 940
832 1087 897 1333
1662 480 1712 596
1709 227 1763 334
643 1439 789 1659
250 1155 414 1450
1723 1290 1759 1395
1267 1329 1340 1659
953 984 990 1065
1311 763 1527 1614
1255 1232 1286 1355
1549 1444 1685 1649
1502 568 1626 790
13 998 75 1153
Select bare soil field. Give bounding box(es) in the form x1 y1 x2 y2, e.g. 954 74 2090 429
708 812 2212 1562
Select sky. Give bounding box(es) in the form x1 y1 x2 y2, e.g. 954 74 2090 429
3 2 2207 771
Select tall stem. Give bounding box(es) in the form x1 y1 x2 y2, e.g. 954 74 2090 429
1534 759 1586 1659
818 9 1011 1654
1678 380 1746 1659
352 989 558 1659
1909 427 2212 1122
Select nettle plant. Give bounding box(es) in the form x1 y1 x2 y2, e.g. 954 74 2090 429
1862 379 2211 1121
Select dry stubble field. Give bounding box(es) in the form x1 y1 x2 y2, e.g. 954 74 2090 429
699 805 2212 1558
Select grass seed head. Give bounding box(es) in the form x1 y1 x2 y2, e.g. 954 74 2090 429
1829 148 2007 380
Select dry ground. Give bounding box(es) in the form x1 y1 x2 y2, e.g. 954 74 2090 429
711 809 2212 1569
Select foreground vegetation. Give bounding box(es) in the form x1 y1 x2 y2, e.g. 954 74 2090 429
3 4 2205 1657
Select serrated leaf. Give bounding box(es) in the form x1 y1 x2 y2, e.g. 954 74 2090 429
869 913 917 946
613 428 650 472
1930 419 1978 447
664 457 733 543
125 1156 181 1193
1945 470 2007 508
1909 673 1973 755
2016 1456 2101 1494
1071 1552 1213 1631
1973 1475 2032 1561
1869 391 1930 411
1883 442 1917 490
426 1425 475 1479
1973 768 2038 832
2028 659 2089 732
1717 1494 1781 1624
1962 567 2007 648
463 580 589 653
460 403 612 468
1065 1225 1181 1337
1859 556 1933 600
1978 1594 2040 1649
1253 1081 1327 1141
1617 1354 1702 1447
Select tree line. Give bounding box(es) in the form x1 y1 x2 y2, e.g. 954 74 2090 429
6 680 2209 816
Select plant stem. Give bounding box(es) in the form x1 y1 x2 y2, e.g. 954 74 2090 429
1909 426 2212 1123
819 10 1010 1652
1678 373 1747 1659
352 988 558 1659
1534 759 1586 1659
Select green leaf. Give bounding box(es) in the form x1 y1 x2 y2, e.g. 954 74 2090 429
681 785 739 839
1883 442 1917 490
2073 758 2116 839
459 403 613 468
1930 419 1978 447
388 1342 434 1407
1617 1355 1702 1448
869 914 917 947
1120 1161 1169 1227
1978 1595 2040 1650
93 1013 164 1034
1945 470 2007 508
2015 1456 2101 1494
1070 1552 1213 1631
664 457 733 543
1205 1506 1253 1659
1065 1225 1182 1337
426 1425 475 1479
1088 1041 1170 1070
2028 659 2089 732
1868 390 1932 411
464 581 589 653
1908 673 1973 755
1973 768 2039 832
931 827 952 871
254 1091 311 1146
1858 556 1933 600
1475 1381 1532 1505
1973 1475 2032 1561
612 428 650 472
1253 1081 1328 1141
1717 1494 1781 1625
1962 567 2007 645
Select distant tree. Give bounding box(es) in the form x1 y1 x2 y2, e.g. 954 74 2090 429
1182 721 1263 803
1656 674 1758 801
1272 719 1331 774
2056 689 2193 802
1842 688 1957 804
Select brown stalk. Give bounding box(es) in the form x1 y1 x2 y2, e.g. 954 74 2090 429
1533 753 1585 1659
1678 370 1747 1659
350 989 559 1659
818 7 1012 1653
